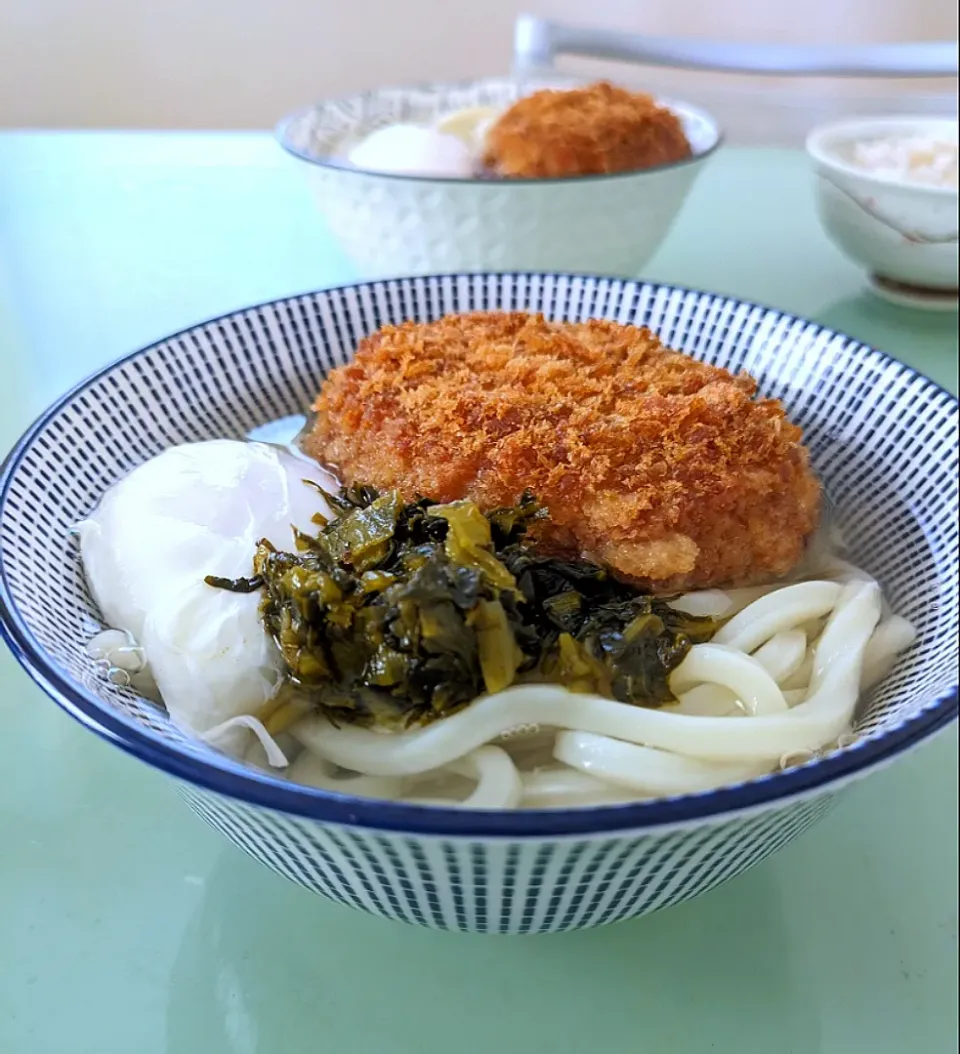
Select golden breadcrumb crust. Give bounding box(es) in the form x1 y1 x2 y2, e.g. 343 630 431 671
305 312 822 591
482 81 691 178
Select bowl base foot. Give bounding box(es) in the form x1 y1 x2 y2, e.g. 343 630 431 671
869 274 959 312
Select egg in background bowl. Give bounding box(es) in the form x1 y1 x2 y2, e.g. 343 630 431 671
276 77 721 278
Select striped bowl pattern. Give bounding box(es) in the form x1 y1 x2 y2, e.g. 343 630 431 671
1 274 957 933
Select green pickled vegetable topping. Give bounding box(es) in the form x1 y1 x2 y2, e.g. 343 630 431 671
205 487 716 730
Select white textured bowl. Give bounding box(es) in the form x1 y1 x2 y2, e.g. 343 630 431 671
277 78 721 278
806 116 958 302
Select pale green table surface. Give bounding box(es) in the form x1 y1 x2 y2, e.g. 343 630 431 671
0 134 957 1054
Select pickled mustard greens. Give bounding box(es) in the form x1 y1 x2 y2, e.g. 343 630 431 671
206 487 716 730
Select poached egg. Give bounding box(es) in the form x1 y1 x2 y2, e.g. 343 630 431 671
78 440 336 736
346 124 474 177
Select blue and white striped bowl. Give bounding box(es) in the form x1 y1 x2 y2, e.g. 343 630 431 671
1 275 957 933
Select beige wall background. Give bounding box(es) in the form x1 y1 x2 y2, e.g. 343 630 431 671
0 0 956 129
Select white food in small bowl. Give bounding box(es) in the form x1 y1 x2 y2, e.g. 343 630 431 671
806 116 959 304
277 77 720 278
850 136 957 189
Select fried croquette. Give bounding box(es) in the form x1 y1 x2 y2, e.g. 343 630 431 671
482 81 692 179
304 312 822 591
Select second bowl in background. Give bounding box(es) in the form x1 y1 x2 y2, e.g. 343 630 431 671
277 77 721 278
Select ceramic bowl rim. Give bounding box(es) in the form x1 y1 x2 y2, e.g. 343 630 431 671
275 76 723 187
0 275 957 838
805 115 959 197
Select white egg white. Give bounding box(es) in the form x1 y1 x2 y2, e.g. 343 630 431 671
78 440 337 736
347 124 474 177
